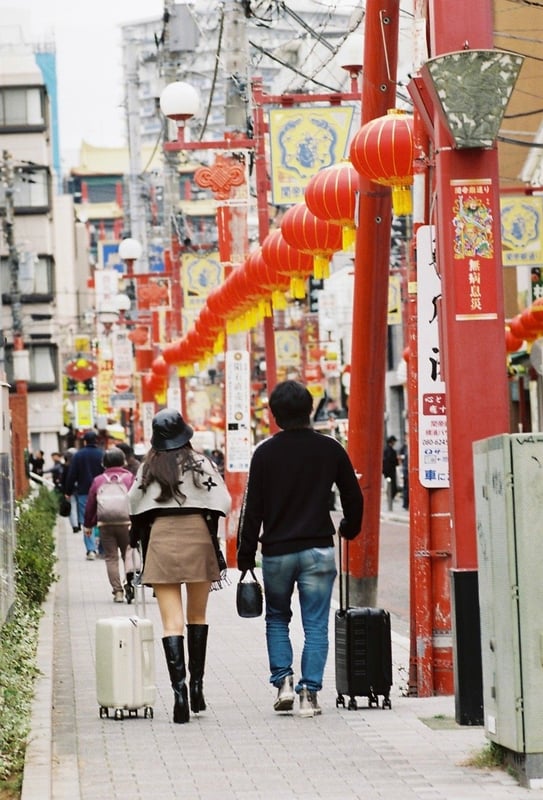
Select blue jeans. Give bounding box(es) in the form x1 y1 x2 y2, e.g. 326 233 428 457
76 494 97 554
262 547 337 694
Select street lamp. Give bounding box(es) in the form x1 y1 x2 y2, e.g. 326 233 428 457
118 237 143 275
159 81 200 126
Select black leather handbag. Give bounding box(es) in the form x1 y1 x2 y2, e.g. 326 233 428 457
236 569 263 618
58 496 72 517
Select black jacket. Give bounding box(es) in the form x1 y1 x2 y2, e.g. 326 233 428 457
64 444 104 495
237 428 363 571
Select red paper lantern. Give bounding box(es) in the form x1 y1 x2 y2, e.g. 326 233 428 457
261 229 314 300
151 355 169 377
280 203 342 280
520 307 542 341
508 314 526 341
304 162 358 250
505 326 523 354
350 109 414 216
245 247 290 311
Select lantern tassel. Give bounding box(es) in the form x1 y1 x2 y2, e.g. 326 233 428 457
272 290 287 311
342 225 356 251
290 276 306 299
392 185 413 217
313 254 330 280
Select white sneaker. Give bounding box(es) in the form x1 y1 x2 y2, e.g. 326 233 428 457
273 675 295 712
86 551 96 561
299 685 322 718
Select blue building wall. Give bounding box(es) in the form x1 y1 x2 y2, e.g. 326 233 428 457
35 48 62 192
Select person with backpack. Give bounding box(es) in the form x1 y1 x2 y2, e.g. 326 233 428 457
83 447 135 603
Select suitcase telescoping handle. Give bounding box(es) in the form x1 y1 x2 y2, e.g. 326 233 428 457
133 541 146 617
338 536 350 612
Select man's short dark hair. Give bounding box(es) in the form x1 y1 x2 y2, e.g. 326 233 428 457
269 380 313 430
102 447 126 469
117 442 134 458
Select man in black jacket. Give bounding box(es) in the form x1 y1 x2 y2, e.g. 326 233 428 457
237 380 363 718
64 430 104 559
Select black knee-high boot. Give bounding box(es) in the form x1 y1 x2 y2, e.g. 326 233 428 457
162 636 190 723
187 624 208 713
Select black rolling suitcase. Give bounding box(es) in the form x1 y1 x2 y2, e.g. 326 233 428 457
335 539 392 710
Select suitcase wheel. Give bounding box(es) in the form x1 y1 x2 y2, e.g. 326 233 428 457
348 697 358 710
144 707 154 719
99 706 109 719
335 694 345 708
114 708 124 721
368 691 379 708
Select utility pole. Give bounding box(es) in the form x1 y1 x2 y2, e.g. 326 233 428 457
1 149 29 498
124 41 149 271
2 153 24 357
223 0 252 564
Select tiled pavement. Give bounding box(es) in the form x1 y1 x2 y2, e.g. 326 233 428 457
21 512 538 800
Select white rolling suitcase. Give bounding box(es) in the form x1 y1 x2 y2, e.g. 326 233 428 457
95 576 155 720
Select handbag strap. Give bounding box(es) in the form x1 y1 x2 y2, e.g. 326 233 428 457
239 568 259 583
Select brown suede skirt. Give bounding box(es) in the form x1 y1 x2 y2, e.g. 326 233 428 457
141 514 219 585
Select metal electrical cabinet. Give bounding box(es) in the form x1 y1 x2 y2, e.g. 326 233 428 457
473 433 543 763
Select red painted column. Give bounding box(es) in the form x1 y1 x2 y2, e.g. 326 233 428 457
428 0 509 722
252 79 278 418
347 0 400 606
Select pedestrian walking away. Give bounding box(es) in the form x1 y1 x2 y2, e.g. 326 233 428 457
117 441 141 476
128 408 231 724
237 379 363 718
382 435 399 503
64 429 104 558
83 446 136 603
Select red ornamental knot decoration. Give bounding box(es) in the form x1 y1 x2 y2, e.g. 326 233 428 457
65 358 98 382
195 155 245 200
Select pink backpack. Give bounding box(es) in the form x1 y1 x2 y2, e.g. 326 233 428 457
96 474 130 525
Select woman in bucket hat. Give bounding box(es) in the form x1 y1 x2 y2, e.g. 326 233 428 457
128 408 231 724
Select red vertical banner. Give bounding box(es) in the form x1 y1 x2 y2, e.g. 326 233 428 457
450 179 498 320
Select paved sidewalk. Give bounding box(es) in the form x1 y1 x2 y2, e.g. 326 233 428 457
21 515 536 800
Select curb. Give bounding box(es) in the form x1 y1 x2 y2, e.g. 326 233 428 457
20 577 55 800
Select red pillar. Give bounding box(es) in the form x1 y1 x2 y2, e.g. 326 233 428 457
252 79 278 406
347 0 400 605
428 0 509 722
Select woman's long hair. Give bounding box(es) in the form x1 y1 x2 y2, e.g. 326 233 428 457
139 444 206 503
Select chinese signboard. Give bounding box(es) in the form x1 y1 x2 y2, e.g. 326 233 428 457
225 350 251 473
181 252 223 332
501 195 543 268
417 226 450 488
450 178 498 320
268 106 354 205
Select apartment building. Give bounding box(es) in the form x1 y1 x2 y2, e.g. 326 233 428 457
0 36 88 460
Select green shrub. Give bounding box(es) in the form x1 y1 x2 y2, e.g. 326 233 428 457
0 487 58 792
14 488 57 605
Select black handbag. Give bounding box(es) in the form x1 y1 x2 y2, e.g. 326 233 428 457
58 496 72 517
236 569 263 618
